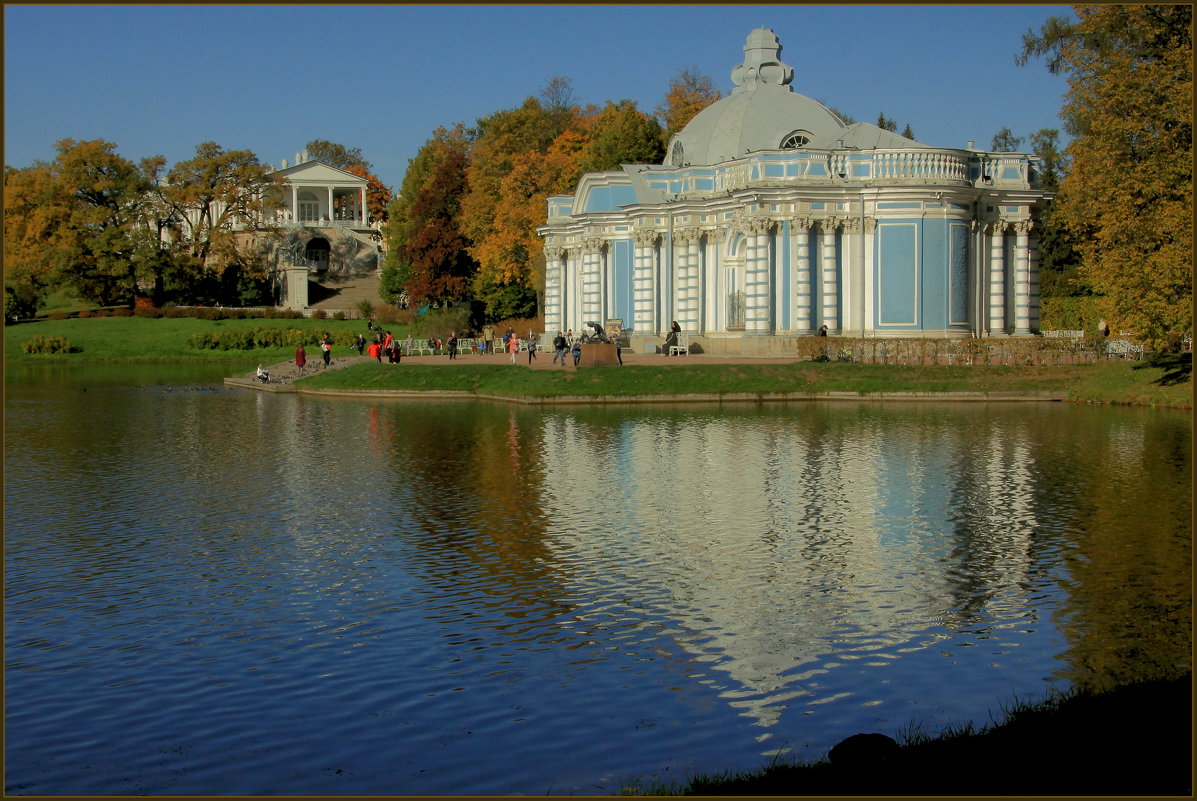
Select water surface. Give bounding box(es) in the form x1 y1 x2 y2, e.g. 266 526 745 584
5 366 1191 795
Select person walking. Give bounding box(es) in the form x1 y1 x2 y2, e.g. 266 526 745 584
571 339 582 367
448 331 459 360
507 333 519 364
354 333 365 355
483 324 495 355
320 332 333 367
552 331 567 365
526 330 538 364
295 344 307 376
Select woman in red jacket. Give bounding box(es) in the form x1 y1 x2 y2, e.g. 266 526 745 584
295 344 307 376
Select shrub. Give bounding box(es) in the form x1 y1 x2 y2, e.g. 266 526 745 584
332 310 346 320
110 307 131 317
22 335 77 354
46 310 69 321
76 310 93 319
133 304 162 318
311 308 328 319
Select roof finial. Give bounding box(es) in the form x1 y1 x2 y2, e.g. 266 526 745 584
730 27 794 93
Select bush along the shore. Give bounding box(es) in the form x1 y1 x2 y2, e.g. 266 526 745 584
20 335 77 354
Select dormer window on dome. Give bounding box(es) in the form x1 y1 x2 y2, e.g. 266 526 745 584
669 140 685 167
779 130 812 149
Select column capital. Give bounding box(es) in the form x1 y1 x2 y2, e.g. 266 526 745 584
632 228 661 247
789 215 814 231
819 216 840 233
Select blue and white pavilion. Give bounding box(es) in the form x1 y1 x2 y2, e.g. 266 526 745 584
538 27 1054 354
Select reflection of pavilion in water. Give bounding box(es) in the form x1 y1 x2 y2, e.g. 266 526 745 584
535 409 1040 729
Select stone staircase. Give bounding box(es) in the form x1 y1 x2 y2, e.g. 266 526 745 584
307 269 383 314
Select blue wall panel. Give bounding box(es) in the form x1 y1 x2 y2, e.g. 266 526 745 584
949 223 969 325
612 239 634 325
877 224 918 326
921 220 947 329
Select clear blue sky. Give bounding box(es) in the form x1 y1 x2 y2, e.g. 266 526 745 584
4 4 1075 190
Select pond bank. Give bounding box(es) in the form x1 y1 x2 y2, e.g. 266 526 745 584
224 351 1190 408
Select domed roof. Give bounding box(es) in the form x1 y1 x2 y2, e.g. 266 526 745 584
666 28 848 167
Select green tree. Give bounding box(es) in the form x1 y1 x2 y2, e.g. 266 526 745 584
1019 4 1192 348
991 126 1024 152
303 139 368 170
580 100 666 173
876 112 897 132
901 123 916 140
1029 128 1085 298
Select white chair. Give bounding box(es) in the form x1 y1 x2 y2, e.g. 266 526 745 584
669 333 689 356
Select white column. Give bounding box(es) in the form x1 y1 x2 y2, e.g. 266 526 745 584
544 246 565 334
1014 219 1033 335
360 187 368 225
792 218 813 332
326 187 334 221
988 220 1008 336
863 216 877 336
673 227 701 333
1028 225 1041 333
290 185 298 221
582 238 604 327
632 230 658 334
820 217 840 333
744 218 772 334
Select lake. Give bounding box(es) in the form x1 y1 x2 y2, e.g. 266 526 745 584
4 364 1191 795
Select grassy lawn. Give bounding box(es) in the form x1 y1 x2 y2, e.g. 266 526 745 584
299 357 1192 408
6 317 1192 408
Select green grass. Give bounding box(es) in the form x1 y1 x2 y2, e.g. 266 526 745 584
4 315 374 366
619 673 1191 796
299 357 1192 408
5 317 1191 408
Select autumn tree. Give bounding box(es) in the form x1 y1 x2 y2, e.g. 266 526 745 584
304 140 392 223
153 142 282 288
656 67 721 138
1019 4 1192 348
381 124 477 308
4 139 163 308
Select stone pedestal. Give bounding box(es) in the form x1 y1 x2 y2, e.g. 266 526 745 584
580 343 620 366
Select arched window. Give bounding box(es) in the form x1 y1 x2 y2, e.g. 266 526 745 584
669 140 685 167
779 130 812 149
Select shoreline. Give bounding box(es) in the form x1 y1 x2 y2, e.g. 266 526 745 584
225 355 1074 404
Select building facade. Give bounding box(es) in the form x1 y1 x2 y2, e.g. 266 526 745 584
538 28 1054 354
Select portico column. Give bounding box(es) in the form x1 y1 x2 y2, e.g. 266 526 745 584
632 229 659 335
326 187 334 221
988 220 1008 335
291 185 298 221
819 217 840 333
544 246 565 335
791 217 814 332
1013 219 1033 335
744 217 773 334
581 237 605 328
674 227 701 333
360 187 368 225
1028 224 1041 333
